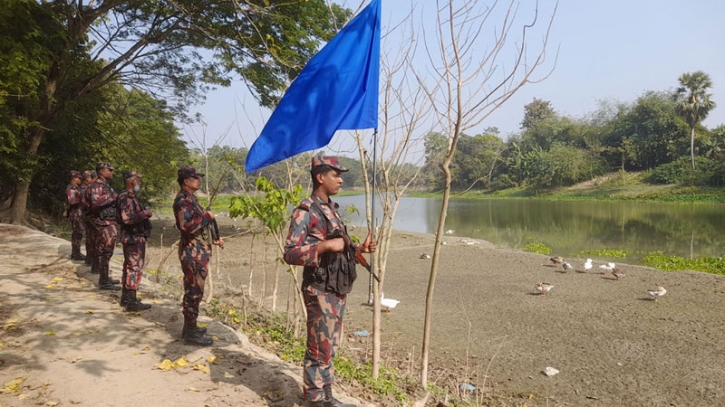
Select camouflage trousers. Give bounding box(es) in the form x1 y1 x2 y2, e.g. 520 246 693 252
122 241 146 291
179 239 211 324
92 223 117 283
302 285 347 402
85 218 95 262
69 212 85 251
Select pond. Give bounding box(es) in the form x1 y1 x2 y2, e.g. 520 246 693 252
334 195 725 264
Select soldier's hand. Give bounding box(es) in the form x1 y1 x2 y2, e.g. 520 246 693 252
361 231 377 253
144 209 153 218
205 211 215 220
320 237 346 253
214 238 224 249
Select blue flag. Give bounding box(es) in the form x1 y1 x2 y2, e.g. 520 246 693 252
245 0 381 173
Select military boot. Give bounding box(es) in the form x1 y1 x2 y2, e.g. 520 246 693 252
70 247 86 261
321 385 357 407
125 290 151 312
119 287 129 307
98 271 121 291
182 320 213 346
181 324 208 337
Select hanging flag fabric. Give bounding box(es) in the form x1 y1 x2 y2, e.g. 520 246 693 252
245 0 381 173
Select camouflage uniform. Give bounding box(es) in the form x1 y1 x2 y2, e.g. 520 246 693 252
85 163 120 290
65 171 85 260
81 171 97 266
283 156 359 406
117 170 152 311
173 185 213 331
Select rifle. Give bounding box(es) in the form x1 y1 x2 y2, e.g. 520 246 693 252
330 228 379 282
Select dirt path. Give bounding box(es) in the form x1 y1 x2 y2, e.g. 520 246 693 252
0 224 371 407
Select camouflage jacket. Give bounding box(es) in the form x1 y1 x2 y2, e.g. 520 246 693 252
84 178 117 226
173 190 211 242
65 184 82 219
283 194 358 268
117 189 149 244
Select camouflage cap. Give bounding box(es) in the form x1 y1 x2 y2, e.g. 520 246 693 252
311 156 348 172
123 170 143 182
83 170 97 179
96 162 114 172
178 166 205 180
69 170 82 179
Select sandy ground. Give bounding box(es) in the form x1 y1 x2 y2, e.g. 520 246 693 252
3 219 725 407
0 224 370 407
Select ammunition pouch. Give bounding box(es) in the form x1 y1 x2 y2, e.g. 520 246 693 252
305 229 357 296
97 205 117 221
122 219 151 238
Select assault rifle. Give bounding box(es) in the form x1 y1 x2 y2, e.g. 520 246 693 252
330 229 379 282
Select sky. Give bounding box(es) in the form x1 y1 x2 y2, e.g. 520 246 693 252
182 0 725 151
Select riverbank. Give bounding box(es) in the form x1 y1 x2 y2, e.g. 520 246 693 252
4 221 725 406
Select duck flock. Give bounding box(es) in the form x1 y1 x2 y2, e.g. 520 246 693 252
538 256 667 302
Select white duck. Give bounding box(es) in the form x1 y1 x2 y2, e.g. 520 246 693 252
380 293 401 311
583 258 593 273
599 262 615 275
647 286 667 302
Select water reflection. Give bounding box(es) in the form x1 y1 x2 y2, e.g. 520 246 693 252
334 195 725 264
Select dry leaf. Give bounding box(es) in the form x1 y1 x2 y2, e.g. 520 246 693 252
206 356 216 364
45 330 56 336
1 377 26 394
45 400 59 406
45 284 56 289
72 332 82 337
4 319 18 331
18 393 29 400
193 364 210 374
155 359 175 371
142 346 150 351
223 371 234 378
52 277 63 282
175 357 189 367
85 310 94 314
187 387 199 392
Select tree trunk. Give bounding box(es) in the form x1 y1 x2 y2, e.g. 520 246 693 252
10 126 46 224
690 126 696 170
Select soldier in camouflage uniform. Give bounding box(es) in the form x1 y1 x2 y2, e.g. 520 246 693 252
81 170 97 267
117 171 153 312
85 162 121 291
173 167 223 346
66 170 86 261
283 156 376 407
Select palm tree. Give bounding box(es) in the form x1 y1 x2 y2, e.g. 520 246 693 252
674 71 716 170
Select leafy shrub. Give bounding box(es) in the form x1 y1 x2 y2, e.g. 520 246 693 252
648 157 716 185
488 174 517 191
524 242 551 255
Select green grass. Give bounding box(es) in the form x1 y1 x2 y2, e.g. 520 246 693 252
641 254 725 275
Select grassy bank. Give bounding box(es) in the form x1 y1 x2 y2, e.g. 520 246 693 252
412 172 725 203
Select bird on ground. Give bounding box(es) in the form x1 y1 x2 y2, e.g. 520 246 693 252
419 253 431 259
549 256 565 265
380 293 401 311
535 282 555 296
561 262 574 273
599 262 615 275
444 229 455 235
647 286 667 301
583 258 593 273
612 268 625 280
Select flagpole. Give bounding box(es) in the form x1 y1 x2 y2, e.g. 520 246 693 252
368 128 378 305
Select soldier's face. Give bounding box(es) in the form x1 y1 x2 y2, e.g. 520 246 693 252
100 168 113 179
318 169 343 196
184 176 202 192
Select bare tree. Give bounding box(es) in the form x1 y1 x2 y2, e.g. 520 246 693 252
415 0 557 387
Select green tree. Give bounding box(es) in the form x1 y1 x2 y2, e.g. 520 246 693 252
1 0 350 223
674 71 717 170
521 98 556 130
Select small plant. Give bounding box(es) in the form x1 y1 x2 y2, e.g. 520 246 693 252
642 254 725 275
576 249 631 258
523 242 550 255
